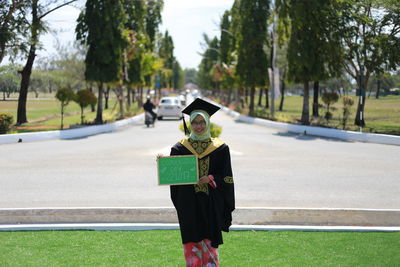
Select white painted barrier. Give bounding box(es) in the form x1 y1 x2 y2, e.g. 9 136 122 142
0 113 144 145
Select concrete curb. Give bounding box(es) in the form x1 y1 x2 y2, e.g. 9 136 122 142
208 99 400 146
1 223 399 232
0 113 144 145
1 207 399 227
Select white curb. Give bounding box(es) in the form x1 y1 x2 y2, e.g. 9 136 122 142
0 113 144 145
210 100 400 146
0 223 399 232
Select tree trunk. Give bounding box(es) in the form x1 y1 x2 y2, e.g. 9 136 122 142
354 95 365 127
312 81 319 117
118 85 124 119
80 107 84 124
60 104 64 130
104 86 110 109
248 86 255 116
264 88 269 109
376 79 381 99
258 88 263 106
127 87 131 109
279 78 285 111
95 82 103 124
88 83 95 112
301 81 310 125
16 0 40 125
355 74 367 128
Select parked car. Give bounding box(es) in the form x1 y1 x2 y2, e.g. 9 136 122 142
157 97 182 120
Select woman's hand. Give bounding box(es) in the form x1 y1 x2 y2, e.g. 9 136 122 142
198 175 210 184
156 154 164 161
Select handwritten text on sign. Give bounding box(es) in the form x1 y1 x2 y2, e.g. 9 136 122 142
157 155 198 185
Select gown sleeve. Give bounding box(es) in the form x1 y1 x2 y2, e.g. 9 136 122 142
214 145 235 231
169 145 180 208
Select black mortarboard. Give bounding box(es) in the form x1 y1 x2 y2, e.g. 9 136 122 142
181 98 220 135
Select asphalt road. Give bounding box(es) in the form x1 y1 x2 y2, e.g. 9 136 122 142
1 111 399 209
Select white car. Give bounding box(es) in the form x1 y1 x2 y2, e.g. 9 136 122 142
157 97 183 120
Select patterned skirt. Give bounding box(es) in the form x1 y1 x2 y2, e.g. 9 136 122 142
183 239 219 267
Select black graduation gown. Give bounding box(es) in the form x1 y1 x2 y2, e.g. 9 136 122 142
170 138 235 248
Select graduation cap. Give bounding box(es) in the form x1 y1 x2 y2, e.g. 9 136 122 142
181 98 220 135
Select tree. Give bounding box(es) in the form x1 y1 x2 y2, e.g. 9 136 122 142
0 0 28 64
172 60 184 90
236 0 270 116
74 89 97 124
16 0 78 125
76 0 127 124
55 88 75 130
285 0 342 125
321 91 339 121
338 0 400 127
0 64 20 100
184 68 198 84
197 35 220 91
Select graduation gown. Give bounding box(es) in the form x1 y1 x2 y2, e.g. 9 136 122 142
170 137 235 248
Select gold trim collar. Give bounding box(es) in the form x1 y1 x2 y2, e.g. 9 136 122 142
179 137 225 159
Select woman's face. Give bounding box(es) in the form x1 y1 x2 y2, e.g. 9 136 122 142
191 115 206 135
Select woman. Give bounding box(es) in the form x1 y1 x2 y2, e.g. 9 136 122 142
170 98 235 266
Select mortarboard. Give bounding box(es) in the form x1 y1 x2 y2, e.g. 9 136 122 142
181 98 221 135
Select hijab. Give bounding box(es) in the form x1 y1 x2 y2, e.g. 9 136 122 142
189 110 211 141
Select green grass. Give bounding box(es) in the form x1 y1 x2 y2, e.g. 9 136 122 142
1 230 399 266
229 94 400 135
0 95 141 132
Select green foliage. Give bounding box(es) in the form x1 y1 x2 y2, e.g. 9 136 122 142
74 89 97 124
184 68 198 84
197 36 220 90
0 112 14 134
55 88 76 129
172 60 184 89
0 72 19 99
179 122 223 138
341 95 355 129
321 92 339 121
76 0 128 83
236 0 270 88
286 0 342 83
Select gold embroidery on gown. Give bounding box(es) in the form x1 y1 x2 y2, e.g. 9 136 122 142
190 139 211 194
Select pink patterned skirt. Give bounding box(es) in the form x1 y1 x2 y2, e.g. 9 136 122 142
183 239 219 267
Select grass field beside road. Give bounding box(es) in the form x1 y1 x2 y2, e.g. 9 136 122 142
1 94 399 135
1 230 399 266
236 95 400 135
0 94 140 133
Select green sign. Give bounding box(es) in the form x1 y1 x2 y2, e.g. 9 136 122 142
157 155 198 185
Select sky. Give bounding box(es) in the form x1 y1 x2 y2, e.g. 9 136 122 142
33 0 235 70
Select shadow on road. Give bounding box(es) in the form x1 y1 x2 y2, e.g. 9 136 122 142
274 131 353 143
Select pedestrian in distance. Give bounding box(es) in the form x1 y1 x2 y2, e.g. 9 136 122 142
159 98 235 266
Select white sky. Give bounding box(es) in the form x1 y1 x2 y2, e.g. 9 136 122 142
34 0 234 70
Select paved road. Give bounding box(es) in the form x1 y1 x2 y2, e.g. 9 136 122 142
1 111 399 209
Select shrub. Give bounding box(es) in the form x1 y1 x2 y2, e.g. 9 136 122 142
179 122 222 138
55 88 76 130
0 112 14 134
74 89 97 124
341 96 355 130
322 92 339 121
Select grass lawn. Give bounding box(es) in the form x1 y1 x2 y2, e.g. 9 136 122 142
240 94 400 135
0 95 141 133
1 230 399 266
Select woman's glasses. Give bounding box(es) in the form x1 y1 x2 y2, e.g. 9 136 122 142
191 121 206 127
